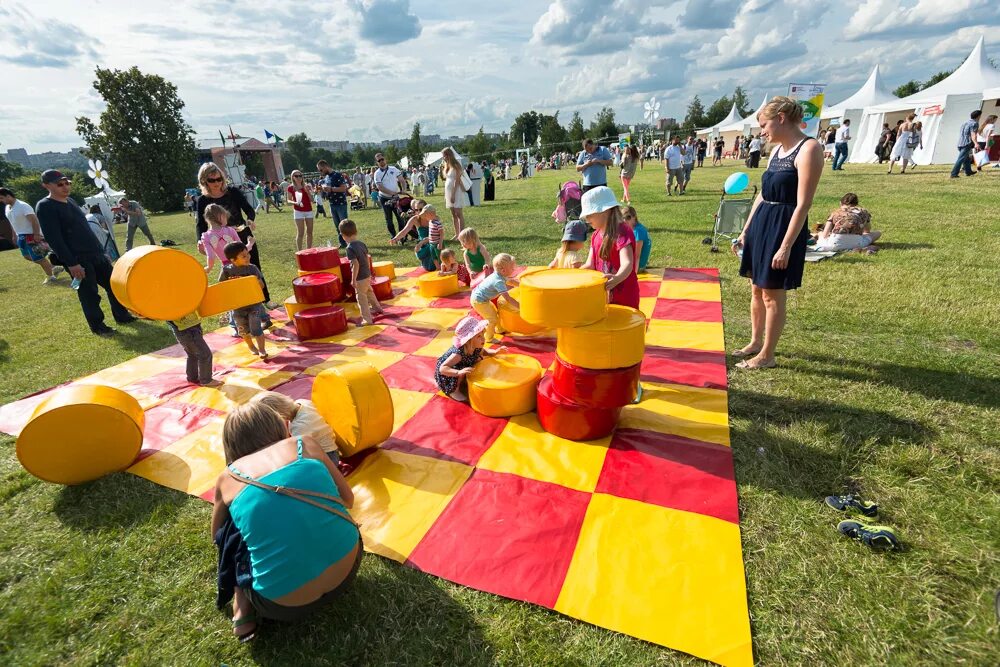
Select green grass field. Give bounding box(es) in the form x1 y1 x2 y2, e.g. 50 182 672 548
1 162 998 666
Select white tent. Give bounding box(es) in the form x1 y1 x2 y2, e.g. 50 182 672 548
696 103 742 139
714 95 770 149
84 189 126 222
851 36 1000 164
818 65 897 152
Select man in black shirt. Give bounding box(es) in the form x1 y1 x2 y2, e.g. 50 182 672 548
35 170 135 336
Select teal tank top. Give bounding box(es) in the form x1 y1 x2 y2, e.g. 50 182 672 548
228 438 359 599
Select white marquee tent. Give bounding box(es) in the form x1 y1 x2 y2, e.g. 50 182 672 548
850 37 1000 164
696 103 742 140
818 65 897 153
713 95 770 149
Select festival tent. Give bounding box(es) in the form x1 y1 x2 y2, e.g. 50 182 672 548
715 95 770 150
85 189 126 222
850 36 1000 164
696 103 742 140
818 65 897 151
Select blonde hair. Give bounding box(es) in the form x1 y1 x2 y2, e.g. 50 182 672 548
758 96 804 126
458 228 480 248
493 252 515 272
204 203 229 226
197 162 226 195
222 402 289 464
442 147 462 172
440 247 455 262
249 391 298 420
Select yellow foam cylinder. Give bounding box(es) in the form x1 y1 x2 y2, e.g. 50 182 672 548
467 354 543 418
311 362 393 456
16 385 144 485
111 246 207 321
284 295 333 320
498 288 546 335
197 276 265 318
519 268 607 328
372 261 396 279
556 304 647 370
297 269 329 277
418 271 459 298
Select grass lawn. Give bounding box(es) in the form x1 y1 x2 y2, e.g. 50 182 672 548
1 162 998 666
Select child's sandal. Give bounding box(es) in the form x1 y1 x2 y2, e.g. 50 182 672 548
232 613 259 643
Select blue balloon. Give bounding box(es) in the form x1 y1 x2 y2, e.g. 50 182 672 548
724 172 749 195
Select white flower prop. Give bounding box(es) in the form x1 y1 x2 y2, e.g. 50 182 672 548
87 158 111 191
643 96 661 123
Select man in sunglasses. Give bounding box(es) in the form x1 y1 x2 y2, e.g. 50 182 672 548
372 153 409 239
35 170 135 336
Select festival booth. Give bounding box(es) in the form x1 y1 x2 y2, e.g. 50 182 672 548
715 95 769 151
850 37 1000 164
818 65 897 153
695 103 742 142
84 189 126 222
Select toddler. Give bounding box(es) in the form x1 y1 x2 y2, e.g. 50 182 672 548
469 253 519 343
166 311 215 385
249 391 339 461
621 205 651 272
434 316 507 401
415 204 444 270
458 227 492 285
200 204 250 273
438 248 470 286
339 219 385 326
220 241 268 359
549 219 587 269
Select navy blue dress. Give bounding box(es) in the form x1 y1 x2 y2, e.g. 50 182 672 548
739 138 812 290
434 346 483 395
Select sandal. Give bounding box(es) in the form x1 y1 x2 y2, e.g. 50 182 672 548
731 347 761 359
232 613 259 643
735 359 776 370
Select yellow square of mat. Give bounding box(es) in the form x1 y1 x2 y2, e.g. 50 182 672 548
638 296 656 319
221 367 297 390
74 354 183 389
303 346 407 375
645 319 724 352
212 342 285 369
128 417 227 497
384 291 436 308
174 383 263 412
477 413 611 493
389 388 434 434
412 329 457 358
555 495 752 667
658 280 722 302
312 323 384 346
348 448 472 561
398 308 468 331
620 381 730 446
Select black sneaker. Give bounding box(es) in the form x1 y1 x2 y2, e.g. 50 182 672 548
838 519 900 550
825 494 878 517
92 326 117 337
115 315 138 324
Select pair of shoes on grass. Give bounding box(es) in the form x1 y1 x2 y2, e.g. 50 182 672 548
825 494 900 550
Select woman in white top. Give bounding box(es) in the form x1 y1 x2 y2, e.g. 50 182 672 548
977 115 997 150
441 147 466 239
887 113 917 174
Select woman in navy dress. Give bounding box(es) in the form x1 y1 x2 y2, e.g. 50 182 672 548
732 97 823 369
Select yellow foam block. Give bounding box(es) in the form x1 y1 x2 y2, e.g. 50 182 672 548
467 353 543 418
556 304 646 370
128 417 226 497
283 295 333 320
645 319 724 352
658 279 722 302
111 246 208 321
519 269 607 328
349 449 472 561
498 288 547 335
417 271 459 298
372 261 396 279
477 413 612 492
620 381 730 446
555 495 752 667
297 268 330 277
197 276 265 318
312 361 394 456
16 385 144 485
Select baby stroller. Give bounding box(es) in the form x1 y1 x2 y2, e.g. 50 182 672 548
703 186 757 252
552 181 582 224
348 185 366 210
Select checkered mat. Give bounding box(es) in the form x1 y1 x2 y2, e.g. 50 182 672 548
0 267 751 667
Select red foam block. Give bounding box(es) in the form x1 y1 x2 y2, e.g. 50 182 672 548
294 305 348 340
371 275 393 301
536 375 620 441
292 272 342 304
339 257 355 299
550 357 640 408
296 247 341 272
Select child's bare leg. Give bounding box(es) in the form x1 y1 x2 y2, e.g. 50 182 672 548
254 335 268 359
242 335 259 355
232 587 256 637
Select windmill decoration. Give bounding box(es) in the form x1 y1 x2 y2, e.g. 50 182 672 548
643 96 661 146
87 158 112 194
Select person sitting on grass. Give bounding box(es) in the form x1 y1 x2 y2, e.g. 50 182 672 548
220 242 269 359
458 227 492 286
434 316 508 402
549 219 587 269
249 391 339 463
813 193 881 253
470 253 520 343
212 402 361 642
438 247 470 286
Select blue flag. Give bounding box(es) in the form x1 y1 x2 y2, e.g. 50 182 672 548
264 129 274 140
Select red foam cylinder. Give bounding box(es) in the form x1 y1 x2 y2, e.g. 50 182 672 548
551 357 640 408
294 305 348 340
371 275 393 301
292 272 342 304
536 376 620 441
296 247 341 272
338 257 355 300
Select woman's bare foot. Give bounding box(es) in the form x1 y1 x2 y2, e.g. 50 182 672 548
735 355 776 370
731 345 762 358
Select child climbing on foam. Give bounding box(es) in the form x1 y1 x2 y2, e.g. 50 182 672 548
200 204 251 273
220 241 269 359
249 391 340 462
548 219 587 269
438 248 470 286
434 316 508 402
469 253 519 343
458 228 492 286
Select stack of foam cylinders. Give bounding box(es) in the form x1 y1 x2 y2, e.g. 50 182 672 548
519 269 645 441
289 248 347 340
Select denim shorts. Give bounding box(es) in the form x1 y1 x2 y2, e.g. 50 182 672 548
233 306 263 337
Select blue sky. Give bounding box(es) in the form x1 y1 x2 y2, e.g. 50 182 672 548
1 0 995 153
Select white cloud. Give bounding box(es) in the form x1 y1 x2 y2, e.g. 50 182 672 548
0 2 99 68
844 0 1000 41
530 0 672 57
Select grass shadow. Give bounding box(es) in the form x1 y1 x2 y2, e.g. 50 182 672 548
0 338 9 362
878 242 934 250
53 471 189 531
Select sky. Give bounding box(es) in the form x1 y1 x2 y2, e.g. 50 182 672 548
1 0 997 153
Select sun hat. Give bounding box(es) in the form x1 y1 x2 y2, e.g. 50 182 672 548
452 316 489 348
579 186 618 220
562 219 588 242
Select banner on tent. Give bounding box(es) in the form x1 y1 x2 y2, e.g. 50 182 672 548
918 105 944 116
788 83 826 137
618 133 632 148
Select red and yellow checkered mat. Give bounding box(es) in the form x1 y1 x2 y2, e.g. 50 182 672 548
0 267 751 666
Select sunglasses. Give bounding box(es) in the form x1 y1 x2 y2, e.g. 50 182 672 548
376 158 386 162
206 176 224 183
55 180 72 187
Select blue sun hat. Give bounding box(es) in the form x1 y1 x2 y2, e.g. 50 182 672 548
579 186 619 221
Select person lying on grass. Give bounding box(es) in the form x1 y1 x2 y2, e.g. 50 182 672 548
212 402 361 642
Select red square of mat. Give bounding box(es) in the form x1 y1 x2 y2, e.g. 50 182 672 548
155 331 242 358
0 386 63 436
137 401 223 459
429 292 473 308
359 326 438 353
596 429 738 524
248 348 340 372
641 346 727 390
403 267 429 277
652 298 723 322
638 280 661 297
124 368 204 403
500 336 557 368
383 395 506 466
381 355 440 393
407 469 591 608
373 305 417 324
662 268 719 282
271 375 316 401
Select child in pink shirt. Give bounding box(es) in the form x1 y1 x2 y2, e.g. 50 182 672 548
199 204 253 273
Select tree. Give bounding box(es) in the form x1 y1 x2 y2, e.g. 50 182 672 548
922 70 953 89
568 111 586 145
406 122 424 166
75 66 196 211
704 95 733 126
241 152 266 180
892 80 921 98
510 111 541 147
284 132 314 172
384 144 401 165
590 107 618 141
732 86 751 117
7 170 95 208
683 96 707 130
353 145 376 169
462 127 492 160
539 112 568 152
0 148 24 184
